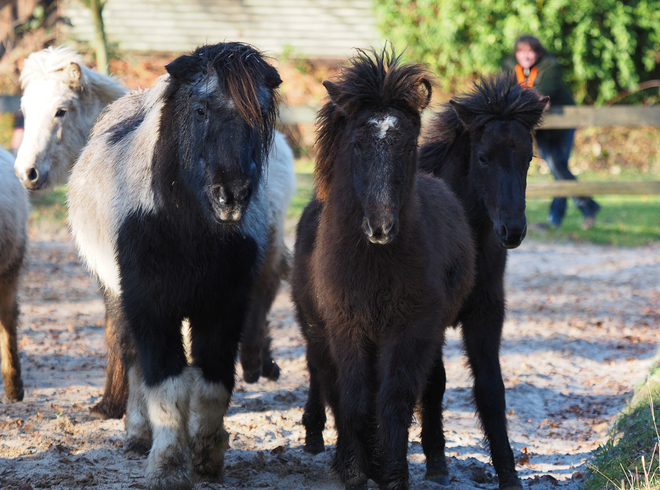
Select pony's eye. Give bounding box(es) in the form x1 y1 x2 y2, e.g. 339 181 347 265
478 155 488 167
195 108 205 118
55 108 67 118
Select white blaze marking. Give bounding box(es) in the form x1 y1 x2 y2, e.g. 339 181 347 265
369 115 398 139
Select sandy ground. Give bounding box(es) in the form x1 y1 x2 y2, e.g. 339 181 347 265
1 225 659 490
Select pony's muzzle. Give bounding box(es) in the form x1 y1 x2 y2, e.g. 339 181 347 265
362 216 399 245
17 166 47 191
496 218 527 249
211 182 253 222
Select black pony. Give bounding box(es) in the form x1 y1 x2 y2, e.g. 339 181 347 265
68 42 283 489
418 75 548 489
291 48 476 490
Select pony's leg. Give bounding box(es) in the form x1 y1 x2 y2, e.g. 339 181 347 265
124 365 152 456
460 293 521 490
130 309 192 490
90 292 128 419
302 358 326 454
0 270 23 401
188 306 242 482
332 335 378 489
420 351 449 486
378 328 439 490
240 234 285 383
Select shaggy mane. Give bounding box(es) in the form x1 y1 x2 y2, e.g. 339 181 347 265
314 47 432 201
421 74 547 162
20 46 125 100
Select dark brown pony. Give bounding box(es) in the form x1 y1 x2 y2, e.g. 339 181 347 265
291 48 475 490
419 75 548 490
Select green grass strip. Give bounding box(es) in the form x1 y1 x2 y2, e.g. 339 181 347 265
585 355 660 490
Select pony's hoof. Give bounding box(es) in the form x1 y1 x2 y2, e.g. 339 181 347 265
243 367 262 384
303 439 325 455
90 399 125 419
499 476 523 490
427 474 450 486
5 384 24 402
194 467 224 484
262 359 280 381
124 437 151 457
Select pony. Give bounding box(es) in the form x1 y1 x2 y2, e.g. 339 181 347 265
15 46 292 420
291 48 476 490
14 46 127 190
0 147 29 402
68 42 290 489
418 75 548 489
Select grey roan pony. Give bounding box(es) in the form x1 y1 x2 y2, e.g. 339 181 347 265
291 49 476 490
69 42 287 489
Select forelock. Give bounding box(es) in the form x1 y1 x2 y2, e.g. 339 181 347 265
20 46 85 89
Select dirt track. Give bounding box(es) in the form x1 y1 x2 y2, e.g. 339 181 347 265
1 225 659 490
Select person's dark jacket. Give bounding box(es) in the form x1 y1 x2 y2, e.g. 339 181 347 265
503 54 575 106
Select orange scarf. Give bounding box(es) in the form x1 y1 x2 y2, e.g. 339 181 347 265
515 64 537 88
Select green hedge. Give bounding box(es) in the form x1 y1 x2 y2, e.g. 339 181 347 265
373 0 660 104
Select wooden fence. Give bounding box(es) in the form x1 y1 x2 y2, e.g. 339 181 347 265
281 105 660 197
2 96 658 196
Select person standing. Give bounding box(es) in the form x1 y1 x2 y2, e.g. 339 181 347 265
504 35 600 229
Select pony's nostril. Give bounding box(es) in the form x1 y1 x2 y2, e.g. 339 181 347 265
212 185 227 204
27 168 39 183
238 185 252 204
384 218 399 237
362 218 373 237
499 224 508 240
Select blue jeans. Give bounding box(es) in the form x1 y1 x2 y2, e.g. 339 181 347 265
535 128 600 225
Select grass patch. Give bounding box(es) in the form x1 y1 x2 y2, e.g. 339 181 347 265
585 356 660 490
28 185 68 225
0 112 14 149
525 194 660 247
290 165 660 246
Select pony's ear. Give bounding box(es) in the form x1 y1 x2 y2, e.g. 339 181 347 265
263 63 282 90
449 100 476 129
323 80 343 106
66 62 82 90
165 55 201 81
539 95 550 107
410 78 432 112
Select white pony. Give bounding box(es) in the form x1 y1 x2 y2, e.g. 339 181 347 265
14 46 126 190
0 147 29 401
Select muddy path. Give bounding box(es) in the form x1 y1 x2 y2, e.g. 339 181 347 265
1 226 658 490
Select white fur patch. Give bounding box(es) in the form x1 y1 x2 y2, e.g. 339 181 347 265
68 81 166 295
124 367 151 447
144 368 193 485
188 367 231 477
239 131 295 257
369 115 398 139
0 149 28 275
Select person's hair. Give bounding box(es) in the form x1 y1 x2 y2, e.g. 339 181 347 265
514 35 548 58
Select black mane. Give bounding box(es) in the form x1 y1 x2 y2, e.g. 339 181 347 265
314 47 432 201
420 74 546 166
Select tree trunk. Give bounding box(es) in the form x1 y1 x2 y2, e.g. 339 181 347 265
87 0 109 75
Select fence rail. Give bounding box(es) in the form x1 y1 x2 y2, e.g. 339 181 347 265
526 181 660 197
2 97 658 195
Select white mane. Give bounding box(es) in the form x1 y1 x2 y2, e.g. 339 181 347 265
20 46 125 99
